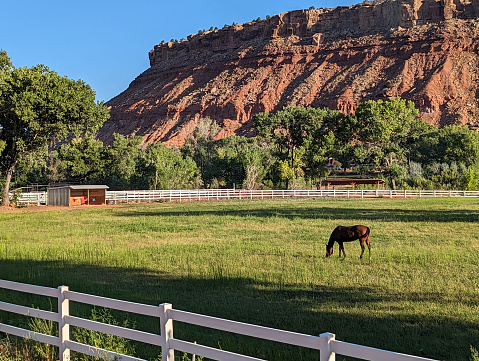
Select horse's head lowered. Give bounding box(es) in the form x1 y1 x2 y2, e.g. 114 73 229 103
325 244 333 257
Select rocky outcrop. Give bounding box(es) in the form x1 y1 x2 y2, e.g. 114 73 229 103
101 0 479 147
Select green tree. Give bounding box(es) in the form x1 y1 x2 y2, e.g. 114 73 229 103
145 143 201 189
254 105 342 188
57 136 105 183
241 144 271 189
11 143 50 186
411 125 479 167
0 53 109 205
254 106 308 171
354 97 431 189
207 136 249 188
104 134 144 190
194 136 273 189
182 117 220 185
0 49 12 72
461 163 479 191
301 108 342 183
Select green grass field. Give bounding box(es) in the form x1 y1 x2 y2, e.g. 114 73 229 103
0 197 478 361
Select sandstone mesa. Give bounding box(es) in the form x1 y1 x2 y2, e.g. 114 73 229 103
100 0 479 147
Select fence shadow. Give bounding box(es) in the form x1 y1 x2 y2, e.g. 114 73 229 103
0 258 476 361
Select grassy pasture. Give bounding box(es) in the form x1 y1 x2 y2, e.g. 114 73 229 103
0 197 478 361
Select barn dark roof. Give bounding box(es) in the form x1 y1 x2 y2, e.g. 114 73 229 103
48 185 109 190
324 178 385 185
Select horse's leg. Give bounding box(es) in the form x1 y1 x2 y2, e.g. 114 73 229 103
366 236 371 260
359 239 365 259
339 242 345 258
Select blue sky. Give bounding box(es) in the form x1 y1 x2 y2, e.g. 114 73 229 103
2 0 357 103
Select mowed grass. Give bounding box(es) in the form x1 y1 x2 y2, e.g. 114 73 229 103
0 197 478 361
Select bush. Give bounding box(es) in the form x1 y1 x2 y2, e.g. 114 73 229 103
471 346 479 361
0 336 25 361
27 317 57 361
72 308 135 361
461 164 479 191
408 161 423 179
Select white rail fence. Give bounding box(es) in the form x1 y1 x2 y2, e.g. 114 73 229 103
105 189 479 204
14 189 479 206
0 279 438 361
13 191 47 206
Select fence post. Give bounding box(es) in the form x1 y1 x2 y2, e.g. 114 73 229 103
319 332 335 361
160 303 174 361
58 286 70 361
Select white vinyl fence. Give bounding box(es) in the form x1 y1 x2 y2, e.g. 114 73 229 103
12 191 47 206
105 189 479 204
0 279 438 361
14 188 479 206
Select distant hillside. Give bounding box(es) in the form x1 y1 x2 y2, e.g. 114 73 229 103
101 0 479 147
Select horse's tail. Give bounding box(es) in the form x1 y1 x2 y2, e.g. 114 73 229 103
364 226 370 238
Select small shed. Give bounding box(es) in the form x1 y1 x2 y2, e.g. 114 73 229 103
47 185 109 206
323 178 386 189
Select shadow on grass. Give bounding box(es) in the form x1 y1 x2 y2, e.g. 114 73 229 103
115 203 479 223
0 259 477 361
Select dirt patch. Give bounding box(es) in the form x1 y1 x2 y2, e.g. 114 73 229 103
0 204 126 213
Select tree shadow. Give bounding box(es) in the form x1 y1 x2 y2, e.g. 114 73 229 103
114 203 479 223
0 258 477 361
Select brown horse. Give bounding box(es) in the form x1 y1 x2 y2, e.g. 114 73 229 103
326 225 371 259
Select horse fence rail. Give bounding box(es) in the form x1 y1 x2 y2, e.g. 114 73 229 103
0 279 439 361
14 191 47 206
105 188 479 204
13 188 479 206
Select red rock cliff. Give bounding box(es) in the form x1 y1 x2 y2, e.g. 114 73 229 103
101 0 479 147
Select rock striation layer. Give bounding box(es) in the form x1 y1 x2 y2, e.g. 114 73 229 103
102 0 479 147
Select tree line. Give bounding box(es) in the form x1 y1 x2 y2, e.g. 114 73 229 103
1 51 479 205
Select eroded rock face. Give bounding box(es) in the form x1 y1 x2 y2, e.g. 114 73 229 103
101 0 479 147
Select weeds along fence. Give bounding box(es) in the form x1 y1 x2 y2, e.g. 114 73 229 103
15 189 479 206
0 279 438 361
